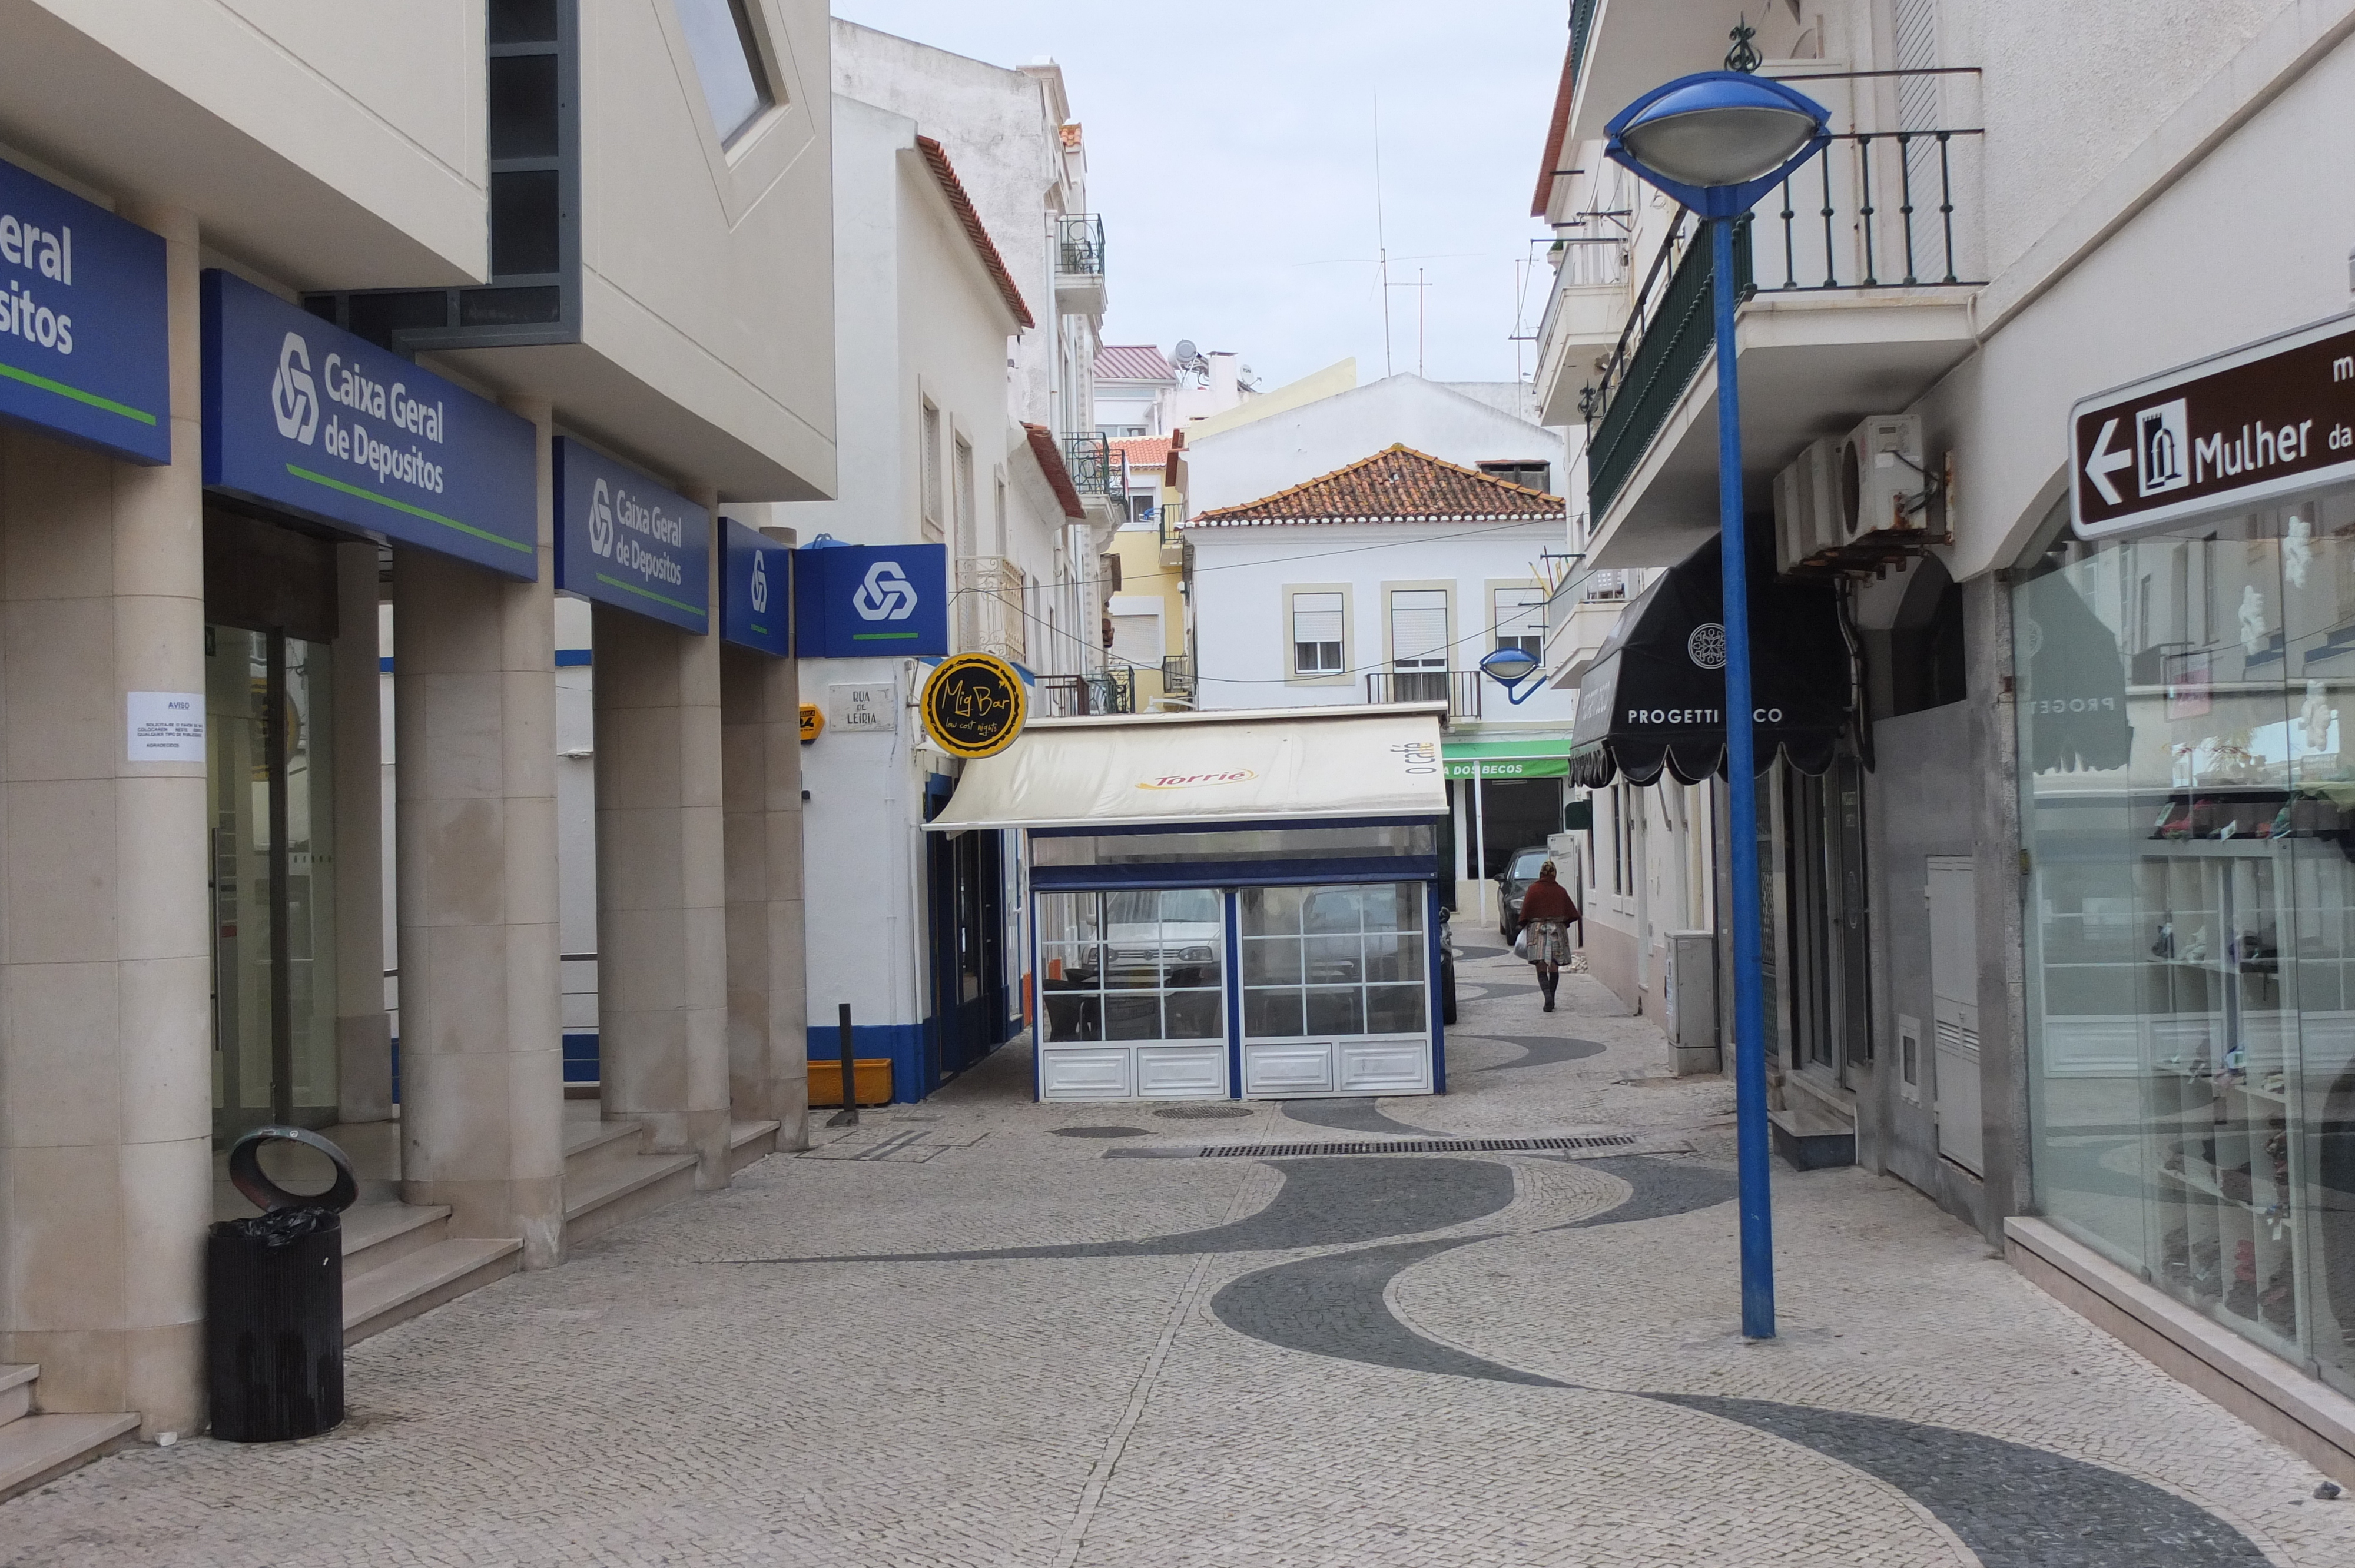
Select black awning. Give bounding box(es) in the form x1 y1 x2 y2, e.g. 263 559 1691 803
1568 535 1853 787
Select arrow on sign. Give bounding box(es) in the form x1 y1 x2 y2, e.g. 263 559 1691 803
2084 417 2133 505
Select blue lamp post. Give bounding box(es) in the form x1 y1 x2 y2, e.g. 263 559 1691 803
1477 644 1545 705
1603 71 1830 1341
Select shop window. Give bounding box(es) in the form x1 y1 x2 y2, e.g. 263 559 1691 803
1037 888 1225 1044
674 0 774 147
1292 590 1344 675
1493 585 1546 660
2014 488 2355 1398
1240 883 1426 1038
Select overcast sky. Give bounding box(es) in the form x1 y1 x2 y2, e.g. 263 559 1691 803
828 1 1570 394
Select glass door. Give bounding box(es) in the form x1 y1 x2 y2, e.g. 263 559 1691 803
208 626 339 1142
1239 882 1431 1098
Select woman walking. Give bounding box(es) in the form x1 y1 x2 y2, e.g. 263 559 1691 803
1517 861 1578 1012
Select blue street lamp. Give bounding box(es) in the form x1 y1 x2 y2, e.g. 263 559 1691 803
1477 644 1545 705
1604 71 1830 1341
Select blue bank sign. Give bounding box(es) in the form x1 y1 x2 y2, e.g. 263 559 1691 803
721 518 791 656
794 542 948 658
0 159 168 464
553 437 709 633
201 270 537 577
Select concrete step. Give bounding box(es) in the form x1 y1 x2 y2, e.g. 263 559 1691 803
563 1151 698 1247
339 1202 452 1277
1768 1102 1857 1171
0 1364 33 1427
343 1237 523 1344
728 1119 781 1174
0 1411 138 1504
563 1118 650 1183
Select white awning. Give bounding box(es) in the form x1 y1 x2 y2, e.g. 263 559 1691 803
925 704 1448 832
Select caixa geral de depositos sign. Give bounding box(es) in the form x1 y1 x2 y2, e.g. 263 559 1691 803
201 270 538 577
553 437 710 634
0 158 169 465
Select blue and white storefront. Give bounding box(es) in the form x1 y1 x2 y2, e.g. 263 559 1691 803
927 705 1452 1101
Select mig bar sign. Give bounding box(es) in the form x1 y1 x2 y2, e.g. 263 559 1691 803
2072 312 2355 540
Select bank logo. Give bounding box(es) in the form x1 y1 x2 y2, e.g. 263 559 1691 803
1687 622 1727 670
271 331 318 444
2137 398 2190 497
587 479 615 557
750 550 769 613
853 559 918 621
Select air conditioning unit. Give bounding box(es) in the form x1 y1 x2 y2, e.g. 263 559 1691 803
1837 414 1924 542
1772 437 1839 573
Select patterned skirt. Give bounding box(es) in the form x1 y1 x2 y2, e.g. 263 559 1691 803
1524 919 1573 966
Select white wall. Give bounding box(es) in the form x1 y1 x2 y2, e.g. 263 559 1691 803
1186 521 1581 727
1186 374 1574 517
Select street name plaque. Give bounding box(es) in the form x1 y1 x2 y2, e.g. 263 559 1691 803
2072 312 2355 540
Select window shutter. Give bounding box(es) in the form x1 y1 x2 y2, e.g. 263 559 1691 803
1291 592 1344 645
1389 590 1448 666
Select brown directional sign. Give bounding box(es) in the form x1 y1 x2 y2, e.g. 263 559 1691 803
2071 312 2355 539
920 653 1026 760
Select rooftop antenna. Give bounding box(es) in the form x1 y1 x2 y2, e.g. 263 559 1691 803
1374 92 1392 377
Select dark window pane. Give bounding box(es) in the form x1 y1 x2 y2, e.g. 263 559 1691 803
489 54 560 161
1305 935 1362 985
1044 994 1100 1043
1245 989 1303 1039
1243 936 1301 986
344 290 451 349
1240 885 1303 936
675 0 772 144
489 0 559 45
458 285 561 326
1104 995 1161 1041
1305 986 1365 1035
1364 935 1424 984
1164 991 1224 1040
491 171 561 277
1305 889 1361 934
1366 985 1427 1034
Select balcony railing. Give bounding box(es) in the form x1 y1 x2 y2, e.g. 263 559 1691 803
1056 214 1106 278
1581 569 1631 603
1364 669 1481 719
1160 655 1195 702
1063 433 1113 497
1037 668 1133 718
954 556 1027 663
1580 114 1985 521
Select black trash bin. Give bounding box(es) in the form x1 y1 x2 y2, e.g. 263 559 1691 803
207 1127 358 1443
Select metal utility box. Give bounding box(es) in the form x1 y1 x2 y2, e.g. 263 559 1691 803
1662 929 1720 1077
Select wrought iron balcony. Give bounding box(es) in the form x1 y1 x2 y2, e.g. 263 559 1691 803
1580 117 1985 523
1364 669 1481 719
1036 668 1134 718
1054 214 1107 315
1160 655 1195 702
1062 433 1114 497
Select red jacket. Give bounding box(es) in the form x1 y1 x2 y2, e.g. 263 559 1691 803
1518 876 1578 923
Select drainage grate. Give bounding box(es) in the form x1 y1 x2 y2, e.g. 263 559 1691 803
1198 1134 1637 1158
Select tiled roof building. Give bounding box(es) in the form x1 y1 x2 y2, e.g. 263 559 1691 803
1189 444 1564 527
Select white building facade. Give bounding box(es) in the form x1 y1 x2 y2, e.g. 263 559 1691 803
1535 0 2355 1471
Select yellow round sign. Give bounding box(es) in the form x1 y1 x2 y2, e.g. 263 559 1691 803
920 654 1027 759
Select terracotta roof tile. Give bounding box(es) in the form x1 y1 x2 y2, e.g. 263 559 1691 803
1188 445 1564 527
1022 423 1086 519
1531 39 1578 218
914 136 1035 330
1110 435 1171 470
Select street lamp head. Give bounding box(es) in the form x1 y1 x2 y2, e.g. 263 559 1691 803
1605 72 1832 219
1478 646 1541 686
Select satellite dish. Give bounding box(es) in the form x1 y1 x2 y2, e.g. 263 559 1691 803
1173 339 1198 363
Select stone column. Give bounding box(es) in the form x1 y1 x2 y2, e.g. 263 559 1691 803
334 541 392 1122
721 527 808 1142
594 491 729 1186
0 201 209 1434
392 397 564 1267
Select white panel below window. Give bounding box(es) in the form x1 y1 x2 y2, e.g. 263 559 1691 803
1040 1047 1132 1099
1137 1045 1227 1097
1243 1042 1336 1095
1339 1038 1432 1094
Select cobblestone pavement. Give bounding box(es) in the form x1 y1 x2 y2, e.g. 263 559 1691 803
10 949 2355 1565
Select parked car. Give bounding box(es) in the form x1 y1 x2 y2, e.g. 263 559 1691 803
1494 845 1554 944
